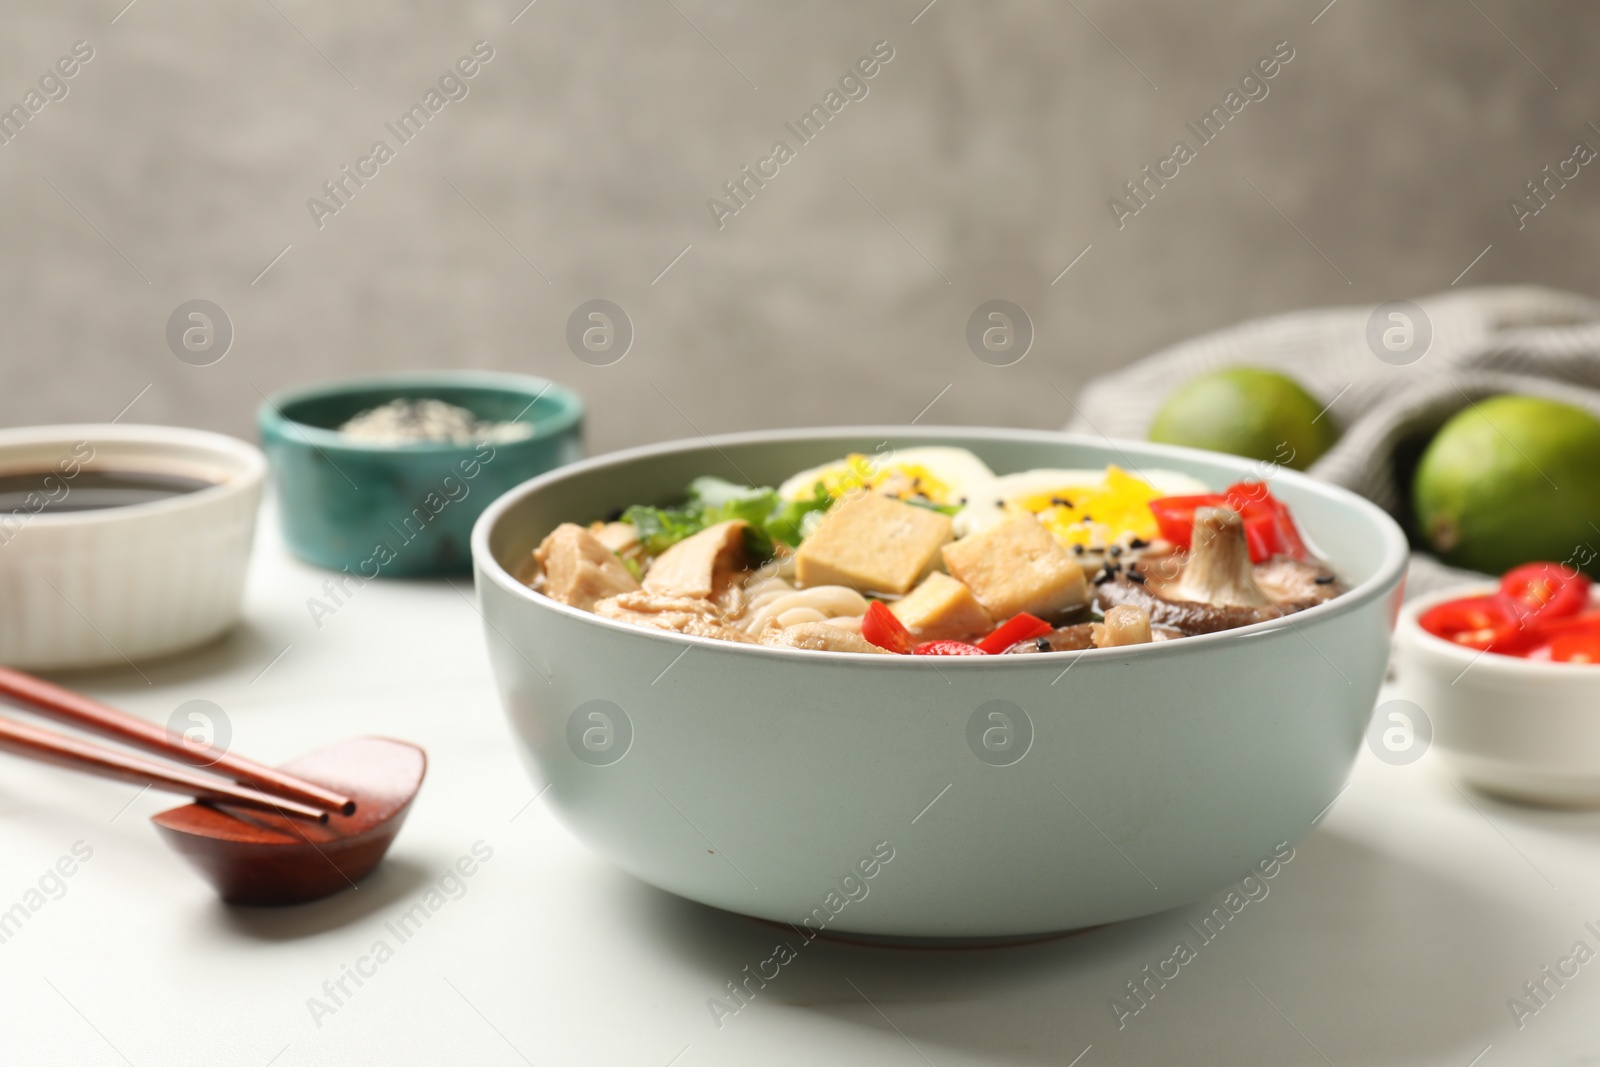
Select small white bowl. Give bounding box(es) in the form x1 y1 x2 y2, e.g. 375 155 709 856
0 424 264 670
1394 585 1600 807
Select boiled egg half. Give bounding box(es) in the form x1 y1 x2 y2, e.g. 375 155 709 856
778 446 996 510
957 465 1210 546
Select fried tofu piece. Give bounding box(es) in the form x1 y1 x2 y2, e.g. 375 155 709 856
942 515 1088 620
891 572 993 642
794 493 952 595
642 520 749 599
534 523 640 611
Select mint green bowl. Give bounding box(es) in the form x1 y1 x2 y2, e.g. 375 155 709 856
473 427 1409 938
258 372 583 577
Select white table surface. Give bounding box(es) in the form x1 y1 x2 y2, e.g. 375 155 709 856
4 511 1600 1067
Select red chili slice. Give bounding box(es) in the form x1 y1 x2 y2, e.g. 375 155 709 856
1418 594 1526 652
1525 612 1600 663
1499 563 1591 627
1226 482 1308 560
1545 624 1600 664
861 600 914 654
1148 494 1225 548
912 640 988 656
976 613 1051 654
1148 488 1301 563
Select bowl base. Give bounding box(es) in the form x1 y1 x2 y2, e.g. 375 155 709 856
746 916 1108 950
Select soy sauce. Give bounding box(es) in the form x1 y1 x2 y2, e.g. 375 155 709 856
0 469 214 513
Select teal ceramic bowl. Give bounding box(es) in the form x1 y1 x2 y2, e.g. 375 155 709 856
473 427 1410 938
259 372 583 577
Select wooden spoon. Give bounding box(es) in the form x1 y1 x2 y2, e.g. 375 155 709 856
152 737 426 907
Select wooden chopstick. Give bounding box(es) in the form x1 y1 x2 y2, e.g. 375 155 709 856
0 715 329 823
0 665 355 816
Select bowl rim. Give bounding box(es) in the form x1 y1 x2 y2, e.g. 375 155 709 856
472 425 1411 666
257 370 585 454
1396 581 1600 677
0 423 265 528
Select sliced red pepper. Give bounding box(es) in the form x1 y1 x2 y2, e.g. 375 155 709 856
1148 494 1224 548
913 640 988 656
1418 594 1527 652
976 612 1052 654
1499 563 1591 627
1147 491 1292 563
861 600 914 654
1524 611 1600 663
1226 482 1308 560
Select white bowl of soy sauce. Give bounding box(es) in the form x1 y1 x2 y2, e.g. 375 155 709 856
0 424 265 670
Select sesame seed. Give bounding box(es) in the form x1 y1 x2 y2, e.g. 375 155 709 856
1072 544 1086 555
1314 574 1336 585
1128 571 1146 584
1109 545 1123 558
1129 538 1149 549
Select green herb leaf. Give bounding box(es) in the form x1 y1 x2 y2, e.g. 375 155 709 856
617 477 832 561
766 482 832 547
619 504 705 555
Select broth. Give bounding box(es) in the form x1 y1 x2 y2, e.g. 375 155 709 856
0 469 214 513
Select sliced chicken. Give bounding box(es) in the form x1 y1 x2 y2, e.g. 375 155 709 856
591 521 641 557
643 520 749 600
533 523 640 611
594 591 756 643
760 621 891 654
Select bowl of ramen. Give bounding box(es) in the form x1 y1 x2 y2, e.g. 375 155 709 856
472 427 1408 938
0 423 265 670
258 371 584 577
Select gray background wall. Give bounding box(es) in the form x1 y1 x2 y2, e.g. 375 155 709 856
1 1 1593 455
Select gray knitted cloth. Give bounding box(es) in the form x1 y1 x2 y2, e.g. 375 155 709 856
1067 286 1600 596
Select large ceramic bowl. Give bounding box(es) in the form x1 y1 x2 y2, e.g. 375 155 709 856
259 371 583 577
472 428 1408 938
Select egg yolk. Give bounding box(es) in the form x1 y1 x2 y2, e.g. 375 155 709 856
1004 466 1163 545
815 456 957 505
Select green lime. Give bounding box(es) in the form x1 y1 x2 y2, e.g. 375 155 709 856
1413 395 1600 576
1148 367 1337 471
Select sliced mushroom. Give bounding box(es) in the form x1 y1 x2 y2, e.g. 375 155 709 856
1091 506 1355 637
1093 604 1153 648
1003 615 1182 653
1094 577 1281 635
1172 508 1271 607
1092 508 1281 635
1003 623 1096 653
1253 556 1344 610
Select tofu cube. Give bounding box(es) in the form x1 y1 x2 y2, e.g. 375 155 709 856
942 515 1088 620
795 493 952 595
891 572 994 642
